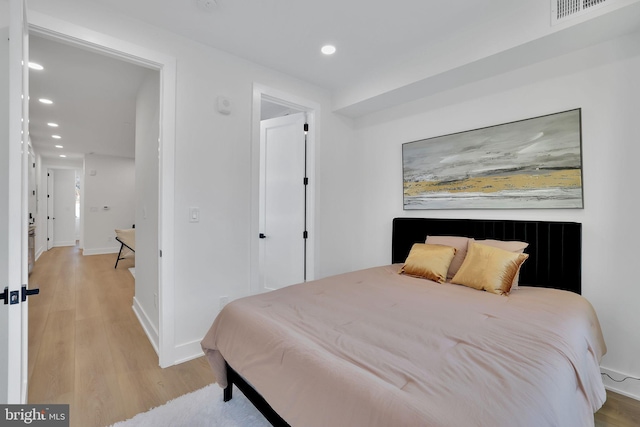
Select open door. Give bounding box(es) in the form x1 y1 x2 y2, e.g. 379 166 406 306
46 169 54 249
1 0 32 404
258 112 307 291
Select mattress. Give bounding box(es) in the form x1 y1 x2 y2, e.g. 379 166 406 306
201 264 606 427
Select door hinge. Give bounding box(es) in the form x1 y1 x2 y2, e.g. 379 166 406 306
303 177 308 185
303 123 309 133
303 231 308 239
159 249 163 258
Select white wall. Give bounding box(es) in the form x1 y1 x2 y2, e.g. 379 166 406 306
133 70 160 348
27 0 358 362
352 31 640 399
51 168 76 246
83 153 135 255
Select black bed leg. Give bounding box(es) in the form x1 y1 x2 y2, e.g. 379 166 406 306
224 361 234 402
223 383 233 402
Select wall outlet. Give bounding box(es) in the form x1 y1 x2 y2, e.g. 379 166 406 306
219 296 229 310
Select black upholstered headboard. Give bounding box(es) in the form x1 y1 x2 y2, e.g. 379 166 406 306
392 218 582 294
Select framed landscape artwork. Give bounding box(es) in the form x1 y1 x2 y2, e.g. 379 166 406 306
402 109 583 209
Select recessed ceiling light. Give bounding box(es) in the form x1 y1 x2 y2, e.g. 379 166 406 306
52 135 62 139
39 98 53 105
55 145 63 148
28 62 44 71
47 123 59 127
321 45 336 55
197 0 217 11
59 155 67 158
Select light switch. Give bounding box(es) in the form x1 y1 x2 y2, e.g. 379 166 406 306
189 207 200 223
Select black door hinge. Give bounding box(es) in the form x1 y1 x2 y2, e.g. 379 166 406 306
303 123 309 133
303 177 308 185
303 231 308 239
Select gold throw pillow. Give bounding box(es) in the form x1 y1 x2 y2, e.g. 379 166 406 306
451 241 529 295
399 243 457 284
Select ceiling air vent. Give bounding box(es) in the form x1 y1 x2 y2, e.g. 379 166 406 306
552 0 614 25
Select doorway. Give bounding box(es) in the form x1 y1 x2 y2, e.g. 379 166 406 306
45 168 79 249
251 85 320 294
27 13 177 367
259 111 307 291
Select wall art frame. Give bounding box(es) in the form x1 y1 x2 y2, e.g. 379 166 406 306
402 109 583 210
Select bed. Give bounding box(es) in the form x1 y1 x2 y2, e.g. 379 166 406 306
201 218 606 427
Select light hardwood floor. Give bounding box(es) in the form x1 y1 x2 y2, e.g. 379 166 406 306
27 244 215 427
26 245 640 426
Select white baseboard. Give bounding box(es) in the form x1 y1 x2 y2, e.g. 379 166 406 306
83 247 119 256
53 241 76 247
601 366 640 401
173 340 205 365
35 246 44 261
132 297 159 356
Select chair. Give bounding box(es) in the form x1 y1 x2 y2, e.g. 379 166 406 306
114 228 135 268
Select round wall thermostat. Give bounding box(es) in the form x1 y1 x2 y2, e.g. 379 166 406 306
217 96 231 115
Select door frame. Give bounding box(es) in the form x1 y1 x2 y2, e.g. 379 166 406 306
2 0 29 403
46 169 53 250
28 12 178 367
250 84 320 294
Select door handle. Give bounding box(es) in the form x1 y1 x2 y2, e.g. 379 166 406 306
259 233 266 239
21 285 40 302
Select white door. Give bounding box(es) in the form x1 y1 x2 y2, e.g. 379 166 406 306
259 113 307 291
1 0 30 404
46 169 54 250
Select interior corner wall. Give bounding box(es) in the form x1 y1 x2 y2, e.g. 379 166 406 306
83 154 135 255
134 70 160 346
352 31 640 399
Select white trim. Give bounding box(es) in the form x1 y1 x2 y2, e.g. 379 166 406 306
173 340 206 365
132 297 159 355
81 247 120 256
251 84 320 295
28 12 177 367
601 366 640 401
53 241 77 248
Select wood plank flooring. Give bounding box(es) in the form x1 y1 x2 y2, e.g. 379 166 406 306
26 245 640 426
27 245 215 427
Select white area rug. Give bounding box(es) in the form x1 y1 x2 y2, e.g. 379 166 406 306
110 384 270 427
128 267 135 278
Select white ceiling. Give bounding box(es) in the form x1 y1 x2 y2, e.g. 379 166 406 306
81 0 516 92
29 35 152 160
26 0 640 160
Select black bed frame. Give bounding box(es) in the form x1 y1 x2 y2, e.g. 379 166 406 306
223 217 582 425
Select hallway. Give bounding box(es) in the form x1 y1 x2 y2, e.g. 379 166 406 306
27 245 215 427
